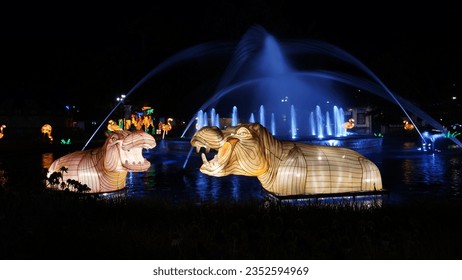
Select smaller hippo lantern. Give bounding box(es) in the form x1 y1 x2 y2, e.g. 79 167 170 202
191 123 382 197
47 130 156 193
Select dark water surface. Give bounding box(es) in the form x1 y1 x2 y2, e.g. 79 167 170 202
1 137 462 205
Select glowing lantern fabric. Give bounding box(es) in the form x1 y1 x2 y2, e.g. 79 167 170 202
47 130 156 193
41 124 53 142
0 125 5 139
191 123 382 197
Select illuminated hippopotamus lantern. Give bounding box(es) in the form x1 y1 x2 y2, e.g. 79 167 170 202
191 123 382 197
47 130 156 193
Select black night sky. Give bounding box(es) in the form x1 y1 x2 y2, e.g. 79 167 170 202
1 1 460 122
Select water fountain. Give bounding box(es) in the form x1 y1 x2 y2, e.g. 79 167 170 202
181 28 349 141
67 24 461 200
80 24 459 155
178 25 461 151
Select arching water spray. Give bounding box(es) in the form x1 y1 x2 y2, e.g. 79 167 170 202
287 39 427 144
179 26 461 150
182 146 195 169
81 42 233 151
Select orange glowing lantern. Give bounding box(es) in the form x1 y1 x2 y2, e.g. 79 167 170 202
403 120 414 130
41 124 53 143
0 125 6 139
107 119 122 132
343 118 355 130
161 118 173 139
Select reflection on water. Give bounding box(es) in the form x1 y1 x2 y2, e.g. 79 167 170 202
276 194 384 209
365 142 462 204
0 167 6 187
1 138 462 205
41 153 55 169
401 159 415 184
124 140 462 205
401 155 450 187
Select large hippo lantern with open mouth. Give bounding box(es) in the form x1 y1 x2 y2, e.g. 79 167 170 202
47 130 156 193
191 123 382 197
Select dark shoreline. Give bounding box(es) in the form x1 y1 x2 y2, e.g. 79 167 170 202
1 186 462 260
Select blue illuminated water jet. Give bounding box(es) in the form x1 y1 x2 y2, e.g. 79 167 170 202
259 105 266 127
249 113 255 123
180 25 461 149
231 106 239 126
271 113 276 135
81 24 461 151
290 105 297 139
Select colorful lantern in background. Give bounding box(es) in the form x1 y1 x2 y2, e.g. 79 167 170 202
107 119 123 132
161 118 173 139
343 118 355 130
403 120 415 130
191 123 382 197
41 124 53 143
0 125 6 139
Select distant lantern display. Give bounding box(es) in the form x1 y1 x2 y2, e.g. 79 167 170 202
0 125 6 139
161 118 173 139
403 120 415 130
107 119 122 132
343 118 355 130
41 124 53 143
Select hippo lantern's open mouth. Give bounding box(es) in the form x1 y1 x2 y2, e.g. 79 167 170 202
190 126 239 175
192 137 239 175
119 146 151 171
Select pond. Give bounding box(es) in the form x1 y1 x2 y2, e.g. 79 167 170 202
1 136 462 206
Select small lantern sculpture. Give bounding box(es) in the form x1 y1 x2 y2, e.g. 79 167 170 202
0 125 6 139
343 118 355 131
107 119 122 131
41 124 53 143
161 118 173 139
191 123 382 197
403 120 415 130
105 120 123 137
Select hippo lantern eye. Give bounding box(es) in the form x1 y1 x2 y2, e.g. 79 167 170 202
236 128 251 138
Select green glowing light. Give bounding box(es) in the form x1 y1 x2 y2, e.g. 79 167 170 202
60 138 71 145
445 131 461 138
